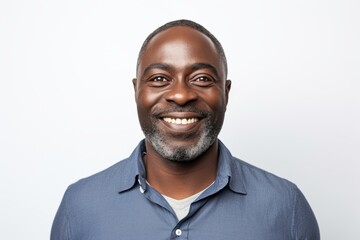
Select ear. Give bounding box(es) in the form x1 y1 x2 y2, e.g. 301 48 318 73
132 78 138 100
225 79 231 105
132 78 137 91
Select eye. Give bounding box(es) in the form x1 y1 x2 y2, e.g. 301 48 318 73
152 76 167 82
191 76 215 87
148 76 171 87
196 76 211 82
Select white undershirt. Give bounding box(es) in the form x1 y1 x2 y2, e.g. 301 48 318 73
162 182 214 221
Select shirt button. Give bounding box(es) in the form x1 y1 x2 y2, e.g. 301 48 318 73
175 229 182 236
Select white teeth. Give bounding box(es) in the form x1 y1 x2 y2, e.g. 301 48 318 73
163 117 199 125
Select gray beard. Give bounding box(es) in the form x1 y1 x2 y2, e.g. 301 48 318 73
143 118 220 162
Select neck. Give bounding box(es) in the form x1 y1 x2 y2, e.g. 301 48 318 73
143 139 219 200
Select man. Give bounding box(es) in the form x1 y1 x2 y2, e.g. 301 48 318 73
51 19 320 239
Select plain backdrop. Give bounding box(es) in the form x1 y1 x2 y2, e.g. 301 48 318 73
1 0 359 239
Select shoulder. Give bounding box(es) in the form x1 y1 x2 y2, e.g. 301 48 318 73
228 155 303 213
231 157 320 239
232 156 297 194
51 157 139 239
65 157 135 204
65 140 145 199
219 140 297 196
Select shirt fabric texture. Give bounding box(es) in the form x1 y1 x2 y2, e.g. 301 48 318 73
51 140 320 240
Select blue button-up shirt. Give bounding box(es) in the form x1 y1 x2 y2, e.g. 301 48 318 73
51 140 320 239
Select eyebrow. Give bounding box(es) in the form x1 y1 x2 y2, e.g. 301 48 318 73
141 63 220 78
141 63 172 77
189 63 219 78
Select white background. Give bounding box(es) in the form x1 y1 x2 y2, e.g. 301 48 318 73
1 0 359 239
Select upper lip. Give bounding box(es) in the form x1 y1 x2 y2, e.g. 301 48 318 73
158 112 204 119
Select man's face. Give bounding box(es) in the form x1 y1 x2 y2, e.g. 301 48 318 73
134 26 231 162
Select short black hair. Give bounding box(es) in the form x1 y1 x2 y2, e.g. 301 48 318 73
136 19 228 77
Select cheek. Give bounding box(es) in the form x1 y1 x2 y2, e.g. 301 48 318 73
136 88 163 112
200 89 228 112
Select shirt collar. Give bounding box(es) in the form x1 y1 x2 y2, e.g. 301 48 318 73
117 139 247 195
117 139 146 193
217 140 247 194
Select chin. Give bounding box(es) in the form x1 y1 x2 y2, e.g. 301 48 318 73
146 127 218 162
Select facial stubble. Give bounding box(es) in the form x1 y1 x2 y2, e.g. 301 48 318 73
142 116 221 162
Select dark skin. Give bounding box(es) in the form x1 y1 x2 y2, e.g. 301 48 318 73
133 26 231 199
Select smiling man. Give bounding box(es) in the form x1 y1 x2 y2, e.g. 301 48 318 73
51 19 320 240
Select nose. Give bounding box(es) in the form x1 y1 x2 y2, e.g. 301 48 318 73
164 80 198 106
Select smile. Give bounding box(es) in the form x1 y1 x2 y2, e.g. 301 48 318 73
162 117 199 125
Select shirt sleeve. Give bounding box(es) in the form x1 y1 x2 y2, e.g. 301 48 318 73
51 189 71 240
292 186 320 240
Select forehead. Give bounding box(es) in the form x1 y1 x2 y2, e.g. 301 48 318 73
137 26 225 78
